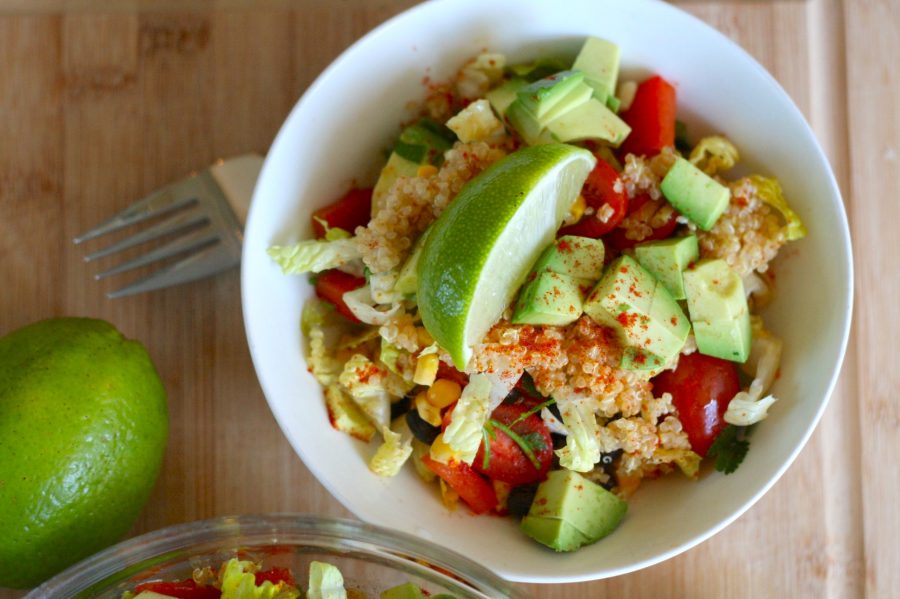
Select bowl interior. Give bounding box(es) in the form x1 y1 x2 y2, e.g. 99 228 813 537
242 0 852 583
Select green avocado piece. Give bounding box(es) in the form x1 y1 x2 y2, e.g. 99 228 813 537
373 119 457 215
634 235 700 300
505 99 553 145
520 469 627 552
533 235 605 280
507 56 570 82
620 346 666 371
545 97 631 147
583 255 690 367
0 318 168 588
512 271 585 326
683 259 752 362
486 78 527 117
516 70 586 120
381 581 426 599
573 36 621 101
537 81 594 126
660 157 730 230
134 593 179 599
394 225 433 295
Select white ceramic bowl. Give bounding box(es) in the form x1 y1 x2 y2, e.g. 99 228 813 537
242 0 852 583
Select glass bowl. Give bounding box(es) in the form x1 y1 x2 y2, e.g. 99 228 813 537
27 514 529 599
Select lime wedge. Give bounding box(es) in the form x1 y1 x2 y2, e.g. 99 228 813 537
417 144 596 369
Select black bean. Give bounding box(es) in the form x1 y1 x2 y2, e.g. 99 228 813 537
507 484 539 518
405 408 440 445
547 400 563 423
598 449 624 491
551 433 568 450
390 396 412 421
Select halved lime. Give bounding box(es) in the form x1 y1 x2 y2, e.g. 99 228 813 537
417 144 596 369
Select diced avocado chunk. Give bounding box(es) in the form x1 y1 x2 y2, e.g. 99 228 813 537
486 78 527 117
134 593 180 599
512 271 584 326
621 346 665 371
516 70 586 120
683 259 752 362
634 235 700 300
394 226 432 295
381 581 426 599
533 235 605 280
573 36 621 101
508 56 570 82
660 157 730 230
584 255 690 367
520 469 627 552
373 119 456 215
394 118 456 165
605 93 621 113
538 81 594 125
545 97 631 147
505 99 553 145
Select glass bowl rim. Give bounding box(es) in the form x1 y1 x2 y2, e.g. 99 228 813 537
26 513 528 599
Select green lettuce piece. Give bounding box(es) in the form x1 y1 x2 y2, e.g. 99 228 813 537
267 238 360 274
689 135 739 175
220 559 300 599
307 561 347 599
369 425 414 477
554 393 600 472
442 373 492 464
312 216 353 241
747 175 807 240
339 354 392 430
307 325 342 386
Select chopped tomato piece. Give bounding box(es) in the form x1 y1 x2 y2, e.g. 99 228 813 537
422 455 498 514
558 157 628 238
473 404 553 486
437 360 469 387
255 567 295 587
314 270 366 322
604 193 679 250
133 580 221 599
619 75 677 158
311 188 372 238
651 352 741 456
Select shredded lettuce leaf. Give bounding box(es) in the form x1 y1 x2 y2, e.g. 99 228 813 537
267 238 361 274
411 438 437 482
220 559 300 599
338 354 392 430
307 326 342 386
689 135 739 175
342 285 401 325
725 318 783 426
747 175 807 240
369 425 413 477
442 373 492 465
306 561 347 599
324 384 376 442
312 216 352 241
554 392 601 472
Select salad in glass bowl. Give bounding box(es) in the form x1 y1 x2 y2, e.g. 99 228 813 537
266 35 806 554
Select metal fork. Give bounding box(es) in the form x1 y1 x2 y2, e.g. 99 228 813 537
74 154 264 299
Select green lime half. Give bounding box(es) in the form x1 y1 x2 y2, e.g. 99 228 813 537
417 144 596 369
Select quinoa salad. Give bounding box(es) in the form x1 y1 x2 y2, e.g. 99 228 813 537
268 37 806 552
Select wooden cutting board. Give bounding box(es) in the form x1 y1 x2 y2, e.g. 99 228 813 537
0 1 896 597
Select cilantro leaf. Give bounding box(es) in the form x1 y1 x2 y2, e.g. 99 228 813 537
707 425 750 474
520 432 547 453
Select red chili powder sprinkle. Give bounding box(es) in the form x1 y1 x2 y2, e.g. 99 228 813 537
557 239 572 252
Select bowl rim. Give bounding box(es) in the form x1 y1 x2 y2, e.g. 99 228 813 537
26 513 529 599
241 0 854 584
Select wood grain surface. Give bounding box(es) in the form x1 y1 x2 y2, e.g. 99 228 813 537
1 1 896 597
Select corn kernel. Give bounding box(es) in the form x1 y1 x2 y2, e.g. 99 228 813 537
439 479 459 511
413 353 439 386
429 432 457 464
426 378 462 409
417 164 439 178
415 391 442 427
416 327 433 347
564 194 587 225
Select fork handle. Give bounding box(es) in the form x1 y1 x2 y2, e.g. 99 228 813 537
210 153 264 227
